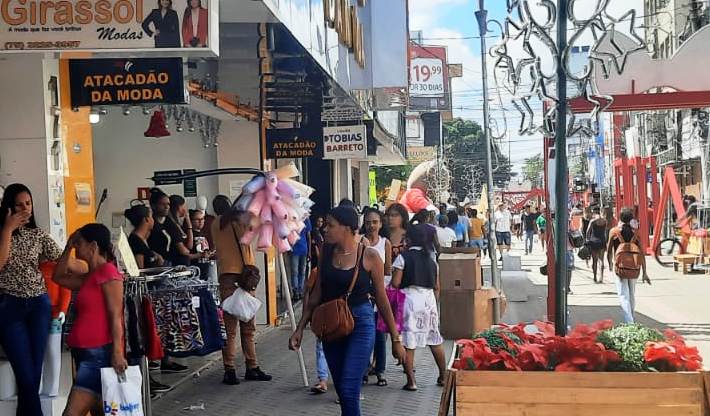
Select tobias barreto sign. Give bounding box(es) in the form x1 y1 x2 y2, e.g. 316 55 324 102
0 0 215 52
322 125 367 160
68 58 186 107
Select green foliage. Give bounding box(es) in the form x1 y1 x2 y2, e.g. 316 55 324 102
597 324 665 371
372 165 413 194
522 154 544 187
443 118 513 200
476 328 523 354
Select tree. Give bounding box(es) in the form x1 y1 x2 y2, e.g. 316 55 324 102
372 164 413 196
522 154 544 187
443 118 513 200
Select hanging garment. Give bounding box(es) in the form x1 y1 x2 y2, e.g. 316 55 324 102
125 294 146 360
153 291 204 354
142 295 164 361
169 289 224 358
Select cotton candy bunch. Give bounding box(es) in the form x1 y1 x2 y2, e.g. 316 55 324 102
234 164 315 253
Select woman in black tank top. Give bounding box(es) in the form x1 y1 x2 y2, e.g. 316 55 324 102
586 208 608 283
289 206 405 416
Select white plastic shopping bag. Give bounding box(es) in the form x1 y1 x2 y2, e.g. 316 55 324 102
101 366 144 416
221 287 262 322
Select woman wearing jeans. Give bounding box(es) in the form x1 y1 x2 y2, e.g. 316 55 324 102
0 184 86 416
607 208 651 323
54 224 127 416
290 206 405 416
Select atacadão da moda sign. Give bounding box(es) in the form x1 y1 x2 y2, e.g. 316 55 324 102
0 0 218 54
323 125 367 160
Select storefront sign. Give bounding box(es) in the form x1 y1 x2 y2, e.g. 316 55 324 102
0 0 218 53
153 169 182 185
407 146 437 166
266 128 324 159
323 125 367 160
69 58 186 107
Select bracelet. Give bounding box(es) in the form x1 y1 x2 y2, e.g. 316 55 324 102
392 335 402 343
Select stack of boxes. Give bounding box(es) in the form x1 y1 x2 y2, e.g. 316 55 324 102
439 253 501 340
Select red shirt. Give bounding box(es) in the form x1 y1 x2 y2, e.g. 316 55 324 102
67 262 123 349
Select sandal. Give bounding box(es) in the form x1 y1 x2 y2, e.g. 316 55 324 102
376 375 388 387
310 384 327 394
402 384 418 392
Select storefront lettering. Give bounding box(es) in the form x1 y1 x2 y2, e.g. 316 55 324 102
83 72 169 87
1 0 144 26
271 140 318 158
325 143 364 153
91 87 164 103
325 132 364 142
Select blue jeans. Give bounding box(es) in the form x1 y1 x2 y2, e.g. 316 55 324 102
71 344 113 396
323 302 375 416
0 293 51 416
374 330 387 375
468 239 485 249
615 277 637 323
289 254 307 296
315 340 329 382
525 230 535 253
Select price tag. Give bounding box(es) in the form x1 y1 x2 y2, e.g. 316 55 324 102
192 296 201 309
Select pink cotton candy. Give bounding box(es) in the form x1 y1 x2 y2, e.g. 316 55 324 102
241 229 256 245
244 176 266 194
271 200 289 221
273 217 290 239
247 191 266 216
260 205 273 224
258 225 273 251
275 237 291 253
287 230 300 246
276 180 296 199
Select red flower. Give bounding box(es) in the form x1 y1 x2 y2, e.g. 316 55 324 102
645 340 703 371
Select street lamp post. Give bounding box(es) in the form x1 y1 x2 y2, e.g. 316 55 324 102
475 0 502 323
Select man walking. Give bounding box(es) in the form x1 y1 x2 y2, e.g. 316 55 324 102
494 202 512 259
521 205 538 255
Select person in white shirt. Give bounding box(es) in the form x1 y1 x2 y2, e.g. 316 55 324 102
512 211 522 241
435 215 457 248
494 203 513 254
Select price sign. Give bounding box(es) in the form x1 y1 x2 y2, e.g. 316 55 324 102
409 57 445 97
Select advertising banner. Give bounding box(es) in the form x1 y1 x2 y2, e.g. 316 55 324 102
368 171 377 206
69 58 186 107
407 146 437 166
409 44 450 111
323 125 367 160
266 128 324 159
0 0 218 54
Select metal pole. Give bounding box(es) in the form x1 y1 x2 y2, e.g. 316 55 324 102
554 0 569 335
475 0 501 323
277 253 309 387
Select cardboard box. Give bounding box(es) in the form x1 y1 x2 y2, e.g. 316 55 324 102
439 253 482 291
439 287 498 340
439 246 481 255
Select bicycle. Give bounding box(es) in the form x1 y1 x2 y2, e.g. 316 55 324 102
653 226 686 267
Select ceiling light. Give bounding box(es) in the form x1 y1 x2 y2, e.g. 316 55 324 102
89 110 100 124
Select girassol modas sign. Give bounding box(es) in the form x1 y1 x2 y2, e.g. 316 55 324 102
68 58 186 107
1 0 217 53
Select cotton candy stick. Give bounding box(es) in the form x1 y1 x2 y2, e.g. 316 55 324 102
287 230 300 246
276 180 296 200
258 225 274 251
260 205 273 225
243 176 266 195
235 193 254 212
247 190 266 216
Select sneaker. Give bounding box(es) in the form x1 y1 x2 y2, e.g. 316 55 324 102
161 361 189 374
223 369 240 385
148 361 161 371
150 379 172 393
244 367 272 381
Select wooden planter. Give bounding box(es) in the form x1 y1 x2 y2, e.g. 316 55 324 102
447 369 710 416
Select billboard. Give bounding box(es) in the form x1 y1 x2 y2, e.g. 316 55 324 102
69 58 186 107
0 0 218 54
409 43 450 112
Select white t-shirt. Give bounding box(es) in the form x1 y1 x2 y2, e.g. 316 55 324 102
494 210 512 233
513 213 522 225
435 226 457 248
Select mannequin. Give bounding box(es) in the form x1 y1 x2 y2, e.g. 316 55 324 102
41 261 71 397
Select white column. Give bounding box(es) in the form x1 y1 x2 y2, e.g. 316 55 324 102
357 160 370 207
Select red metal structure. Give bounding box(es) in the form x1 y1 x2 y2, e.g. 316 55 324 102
651 167 690 252
613 156 660 253
501 188 545 211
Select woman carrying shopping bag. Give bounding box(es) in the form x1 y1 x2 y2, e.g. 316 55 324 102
53 223 128 416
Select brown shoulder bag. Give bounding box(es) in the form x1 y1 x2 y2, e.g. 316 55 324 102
231 224 261 291
311 243 363 343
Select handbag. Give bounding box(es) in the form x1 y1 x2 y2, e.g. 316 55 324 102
231 224 261 291
221 287 262 322
578 244 592 260
310 243 363 343
568 230 585 248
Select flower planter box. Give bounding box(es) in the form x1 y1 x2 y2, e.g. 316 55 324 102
450 369 710 416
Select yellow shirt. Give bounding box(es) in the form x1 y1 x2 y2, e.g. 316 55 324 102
211 216 256 275
469 217 485 240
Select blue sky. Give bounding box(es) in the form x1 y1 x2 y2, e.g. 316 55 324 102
408 0 644 176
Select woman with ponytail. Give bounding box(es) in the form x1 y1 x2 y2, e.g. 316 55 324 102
53 223 126 416
391 223 446 392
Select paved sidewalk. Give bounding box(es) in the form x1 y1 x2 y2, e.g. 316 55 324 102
153 322 453 415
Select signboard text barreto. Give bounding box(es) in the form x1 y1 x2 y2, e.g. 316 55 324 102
0 0 218 53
